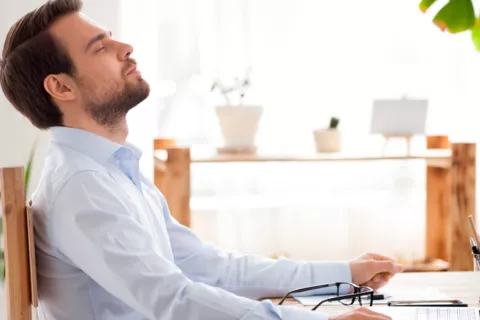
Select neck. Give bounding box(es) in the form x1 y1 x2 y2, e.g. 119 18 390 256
93 119 129 145
64 117 129 145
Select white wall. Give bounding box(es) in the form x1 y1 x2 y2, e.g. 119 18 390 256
0 0 121 194
0 0 47 195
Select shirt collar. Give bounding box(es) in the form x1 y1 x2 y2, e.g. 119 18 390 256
50 126 141 164
123 141 143 161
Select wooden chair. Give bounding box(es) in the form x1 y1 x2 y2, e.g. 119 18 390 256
0 167 38 320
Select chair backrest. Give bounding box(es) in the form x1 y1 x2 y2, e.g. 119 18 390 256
0 167 38 320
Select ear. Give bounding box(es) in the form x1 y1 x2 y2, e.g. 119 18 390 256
43 74 76 102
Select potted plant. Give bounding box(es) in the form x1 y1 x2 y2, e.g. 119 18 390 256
0 143 36 282
419 0 480 51
211 68 263 151
313 117 341 153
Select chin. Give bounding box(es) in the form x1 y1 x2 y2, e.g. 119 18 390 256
126 80 150 107
138 79 150 97
132 76 150 91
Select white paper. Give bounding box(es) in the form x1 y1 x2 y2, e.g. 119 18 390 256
370 98 428 136
370 307 480 320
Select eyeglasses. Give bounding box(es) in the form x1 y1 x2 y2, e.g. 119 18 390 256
277 282 374 311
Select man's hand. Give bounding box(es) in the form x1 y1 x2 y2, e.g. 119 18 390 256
349 253 404 290
329 307 392 319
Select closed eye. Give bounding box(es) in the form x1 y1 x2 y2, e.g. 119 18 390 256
86 31 112 53
95 47 105 53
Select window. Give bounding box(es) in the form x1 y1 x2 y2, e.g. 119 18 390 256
122 0 480 260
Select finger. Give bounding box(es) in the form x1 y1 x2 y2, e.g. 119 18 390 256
373 260 404 274
369 273 393 288
363 280 387 291
370 274 393 283
364 273 390 286
355 311 391 320
361 272 394 290
368 253 396 262
362 279 386 290
371 272 391 283
367 314 392 320
358 307 392 319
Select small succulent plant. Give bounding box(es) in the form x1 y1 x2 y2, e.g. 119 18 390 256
329 117 340 130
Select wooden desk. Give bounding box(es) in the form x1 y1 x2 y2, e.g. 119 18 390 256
269 272 480 316
153 136 477 271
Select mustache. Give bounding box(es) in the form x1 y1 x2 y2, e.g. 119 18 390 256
122 59 137 75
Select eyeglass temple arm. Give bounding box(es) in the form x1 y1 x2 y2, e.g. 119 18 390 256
311 291 373 311
277 283 335 305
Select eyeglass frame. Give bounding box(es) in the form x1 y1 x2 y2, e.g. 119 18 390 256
277 281 375 311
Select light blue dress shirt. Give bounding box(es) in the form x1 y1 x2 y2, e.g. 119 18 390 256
31 126 352 320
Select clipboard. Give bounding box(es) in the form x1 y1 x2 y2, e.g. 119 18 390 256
387 300 468 307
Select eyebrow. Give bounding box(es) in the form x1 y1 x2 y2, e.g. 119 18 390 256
85 31 112 52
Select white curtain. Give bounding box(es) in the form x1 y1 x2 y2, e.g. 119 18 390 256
121 0 480 261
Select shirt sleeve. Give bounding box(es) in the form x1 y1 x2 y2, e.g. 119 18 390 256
50 171 329 320
157 191 352 300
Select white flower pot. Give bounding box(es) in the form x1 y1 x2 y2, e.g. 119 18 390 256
313 129 341 153
215 105 263 148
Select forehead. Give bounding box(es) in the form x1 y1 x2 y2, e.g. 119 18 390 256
49 12 106 54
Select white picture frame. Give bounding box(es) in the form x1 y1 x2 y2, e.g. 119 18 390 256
370 98 428 136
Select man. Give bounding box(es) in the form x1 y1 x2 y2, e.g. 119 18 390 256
0 1 402 319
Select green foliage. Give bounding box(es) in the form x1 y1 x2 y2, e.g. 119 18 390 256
0 251 3 282
329 117 340 129
24 144 35 196
471 23 480 50
0 141 37 281
420 0 480 50
419 0 439 12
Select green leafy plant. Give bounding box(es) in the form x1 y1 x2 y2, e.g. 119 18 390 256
0 142 36 281
0 251 3 284
329 117 340 130
211 67 252 106
420 0 480 50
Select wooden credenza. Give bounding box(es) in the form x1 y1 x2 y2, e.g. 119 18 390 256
153 136 477 271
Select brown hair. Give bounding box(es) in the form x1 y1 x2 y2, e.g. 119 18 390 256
0 0 82 129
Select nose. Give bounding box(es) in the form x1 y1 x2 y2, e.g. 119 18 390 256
118 41 134 61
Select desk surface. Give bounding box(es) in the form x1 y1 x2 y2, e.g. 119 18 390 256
154 147 452 163
269 272 480 316
1 273 475 319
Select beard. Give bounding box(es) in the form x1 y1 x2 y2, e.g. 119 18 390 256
79 76 150 127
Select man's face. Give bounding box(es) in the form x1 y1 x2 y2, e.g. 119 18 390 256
49 13 150 126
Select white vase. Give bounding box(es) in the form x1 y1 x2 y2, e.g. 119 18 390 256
215 105 263 148
313 129 341 153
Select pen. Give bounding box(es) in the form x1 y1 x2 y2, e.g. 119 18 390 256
470 237 480 254
467 216 480 270
471 237 480 270
372 294 384 301
387 300 469 307
468 215 480 248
